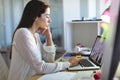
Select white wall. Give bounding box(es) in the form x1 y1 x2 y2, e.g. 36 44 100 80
63 0 80 51
88 0 96 18
62 0 110 51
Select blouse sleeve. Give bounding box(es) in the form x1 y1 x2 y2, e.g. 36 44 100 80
41 43 56 62
37 34 56 62
14 29 70 74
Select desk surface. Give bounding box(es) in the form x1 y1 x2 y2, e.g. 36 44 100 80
28 54 120 80
27 55 98 80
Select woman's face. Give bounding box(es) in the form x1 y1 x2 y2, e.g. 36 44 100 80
36 7 51 29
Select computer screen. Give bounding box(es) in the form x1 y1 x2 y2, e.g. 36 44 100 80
90 36 105 66
101 0 120 80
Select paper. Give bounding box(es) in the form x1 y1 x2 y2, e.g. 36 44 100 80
71 71 94 80
37 72 76 80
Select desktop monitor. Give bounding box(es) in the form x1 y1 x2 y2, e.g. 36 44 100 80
101 0 120 80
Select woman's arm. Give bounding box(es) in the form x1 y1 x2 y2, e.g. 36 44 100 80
14 29 70 74
38 27 56 62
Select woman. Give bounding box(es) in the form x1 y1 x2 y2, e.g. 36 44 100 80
8 0 80 80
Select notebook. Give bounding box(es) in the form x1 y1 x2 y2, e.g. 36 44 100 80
68 36 105 71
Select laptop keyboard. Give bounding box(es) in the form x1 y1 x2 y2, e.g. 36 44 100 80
79 59 94 67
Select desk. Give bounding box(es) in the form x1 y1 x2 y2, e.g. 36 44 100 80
28 74 42 80
27 54 100 80
28 52 120 80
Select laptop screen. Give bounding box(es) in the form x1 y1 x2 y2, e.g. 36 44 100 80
89 36 105 66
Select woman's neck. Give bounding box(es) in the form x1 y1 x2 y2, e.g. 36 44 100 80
29 24 38 35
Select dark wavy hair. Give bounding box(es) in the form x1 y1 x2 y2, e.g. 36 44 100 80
10 0 50 59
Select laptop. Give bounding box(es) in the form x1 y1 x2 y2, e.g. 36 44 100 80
67 36 105 71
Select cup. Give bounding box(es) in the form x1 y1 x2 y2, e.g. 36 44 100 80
73 46 81 53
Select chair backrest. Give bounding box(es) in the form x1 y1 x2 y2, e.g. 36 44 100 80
0 53 9 80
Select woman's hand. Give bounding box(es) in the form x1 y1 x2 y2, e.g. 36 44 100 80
38 27 53 46
38 26 51 37
38 27 48 35
68 57 82 67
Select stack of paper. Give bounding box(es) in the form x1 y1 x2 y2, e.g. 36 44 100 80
37 72 76 80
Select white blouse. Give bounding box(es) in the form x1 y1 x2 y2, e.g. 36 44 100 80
8 28 70 80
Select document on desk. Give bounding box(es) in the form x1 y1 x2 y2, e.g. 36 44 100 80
71 71 94 80
37 72 76 80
